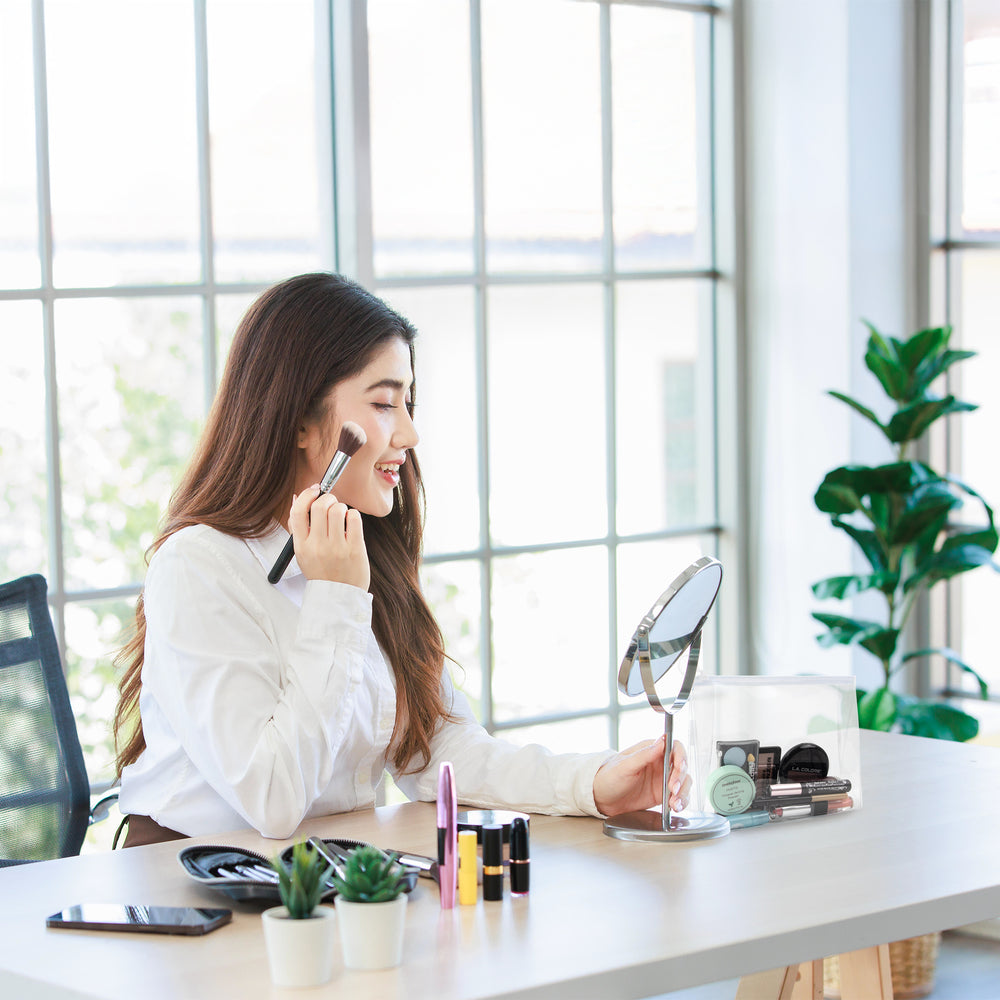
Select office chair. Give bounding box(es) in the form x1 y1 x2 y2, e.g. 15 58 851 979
0 573 113 865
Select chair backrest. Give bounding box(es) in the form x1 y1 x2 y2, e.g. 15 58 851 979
0 574 90 862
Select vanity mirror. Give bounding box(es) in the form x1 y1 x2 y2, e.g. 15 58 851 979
604 556 730 843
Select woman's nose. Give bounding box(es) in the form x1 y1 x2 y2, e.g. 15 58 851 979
394 409 419 450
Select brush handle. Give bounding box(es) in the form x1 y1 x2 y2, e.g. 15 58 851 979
267 536 296 585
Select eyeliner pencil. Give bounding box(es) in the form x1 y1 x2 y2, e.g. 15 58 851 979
267 421 366 584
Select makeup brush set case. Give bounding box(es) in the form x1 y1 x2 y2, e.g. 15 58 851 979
686 675 862 829
177 838 424 905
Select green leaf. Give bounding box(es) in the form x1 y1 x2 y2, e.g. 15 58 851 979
901 647 990 699
914 348 975 392
903 543 999 592
858 627 900 661
827 390 886 434
831 518 888 572
885 396 977 444
888 483 959 545
940 525 999 556
893 700 979 741
811 612 884 647
857 688 897 731
896 326 950 375
811 573 897 600
863 324 909 401
814 477 864 516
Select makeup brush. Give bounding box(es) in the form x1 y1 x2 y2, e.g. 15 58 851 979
267 420 367 584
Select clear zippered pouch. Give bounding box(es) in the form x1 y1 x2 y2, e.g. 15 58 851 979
685 674 862 829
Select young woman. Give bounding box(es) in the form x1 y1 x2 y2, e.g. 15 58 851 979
113 272 689 844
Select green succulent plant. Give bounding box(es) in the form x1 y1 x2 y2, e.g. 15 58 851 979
812 321 998 741
272 841 335 919
331 844 408 903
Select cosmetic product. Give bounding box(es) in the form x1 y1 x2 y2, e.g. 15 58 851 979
755 746 782 783
716 739 759 779
437 761 457 909
727 810 772 830
731 797 853 828
766 778 852 798
778 743 830 781
482 824 504 902
457 809 529 845
706 764 756 816
770 796 853 821
750 792 849 811
509 816 529 897
458 830 478 906
267 421 367 584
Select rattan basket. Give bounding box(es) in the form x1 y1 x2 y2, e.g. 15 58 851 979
823 931 940 999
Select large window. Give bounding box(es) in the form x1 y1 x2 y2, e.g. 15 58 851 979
931 0 1000 727
1 0 735 792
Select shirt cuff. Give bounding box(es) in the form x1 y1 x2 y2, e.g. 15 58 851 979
298 580 372 641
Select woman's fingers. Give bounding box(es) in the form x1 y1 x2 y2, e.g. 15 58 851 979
288 490 370 589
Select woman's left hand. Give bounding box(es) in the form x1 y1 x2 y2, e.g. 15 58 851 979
592 737 691 817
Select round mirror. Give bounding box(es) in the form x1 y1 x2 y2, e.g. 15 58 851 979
617 556 723 706
604 556 729 843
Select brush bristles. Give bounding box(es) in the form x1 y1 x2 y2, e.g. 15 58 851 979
337 420 366 457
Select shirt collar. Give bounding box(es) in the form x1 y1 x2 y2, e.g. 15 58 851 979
244 522 302 580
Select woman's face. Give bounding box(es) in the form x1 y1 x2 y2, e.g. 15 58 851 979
295 337 419 518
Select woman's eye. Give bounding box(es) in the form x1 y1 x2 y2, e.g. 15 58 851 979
373 401 396 411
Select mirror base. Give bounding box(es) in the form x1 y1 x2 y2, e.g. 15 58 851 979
603 810 730 843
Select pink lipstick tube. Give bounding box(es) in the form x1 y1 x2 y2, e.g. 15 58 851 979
437 761 457 909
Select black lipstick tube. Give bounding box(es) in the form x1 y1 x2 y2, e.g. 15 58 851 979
509 816 529 896
482 823 504 902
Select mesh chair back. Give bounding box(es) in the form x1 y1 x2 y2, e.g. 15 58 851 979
0 574 90 862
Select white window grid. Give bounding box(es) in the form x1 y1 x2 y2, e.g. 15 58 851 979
4 0 744 781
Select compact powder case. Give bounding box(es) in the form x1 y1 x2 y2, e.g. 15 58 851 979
706 765 756 816
778 743 830 781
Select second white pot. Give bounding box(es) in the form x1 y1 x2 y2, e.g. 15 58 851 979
335 894 408 970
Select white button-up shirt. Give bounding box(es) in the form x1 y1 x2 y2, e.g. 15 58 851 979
119 523 612 838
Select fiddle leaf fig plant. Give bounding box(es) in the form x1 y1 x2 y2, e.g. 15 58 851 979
812 322 998 741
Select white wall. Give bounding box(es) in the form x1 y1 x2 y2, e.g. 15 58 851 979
742 0 920 686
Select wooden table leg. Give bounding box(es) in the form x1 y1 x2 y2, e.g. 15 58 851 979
838 944 894 999
734 966 798 1000
732 959 825 1000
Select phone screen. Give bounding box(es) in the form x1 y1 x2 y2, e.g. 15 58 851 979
46 904 232 936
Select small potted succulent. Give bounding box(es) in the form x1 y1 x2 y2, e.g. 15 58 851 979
261 841 337 988
332 844 410 970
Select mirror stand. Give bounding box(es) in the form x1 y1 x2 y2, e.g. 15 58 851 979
604 629 729 843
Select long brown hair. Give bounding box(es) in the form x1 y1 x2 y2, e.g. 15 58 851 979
114 272 450 777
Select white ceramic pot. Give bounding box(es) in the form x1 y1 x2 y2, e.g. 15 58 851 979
261 904 337 988
335 894 408 970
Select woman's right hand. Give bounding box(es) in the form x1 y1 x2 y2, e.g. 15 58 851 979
288 485 370 591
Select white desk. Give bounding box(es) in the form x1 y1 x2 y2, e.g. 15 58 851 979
1 731 998 999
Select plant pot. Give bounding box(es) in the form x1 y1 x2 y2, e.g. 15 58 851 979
823 931 941 999
335 894 408 970
261 904 337 988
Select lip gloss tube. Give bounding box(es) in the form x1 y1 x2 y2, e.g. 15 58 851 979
482 824 504 902
437 762 457 909
509 816 529 896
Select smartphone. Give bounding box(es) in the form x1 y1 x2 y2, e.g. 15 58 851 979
46 904 232 936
